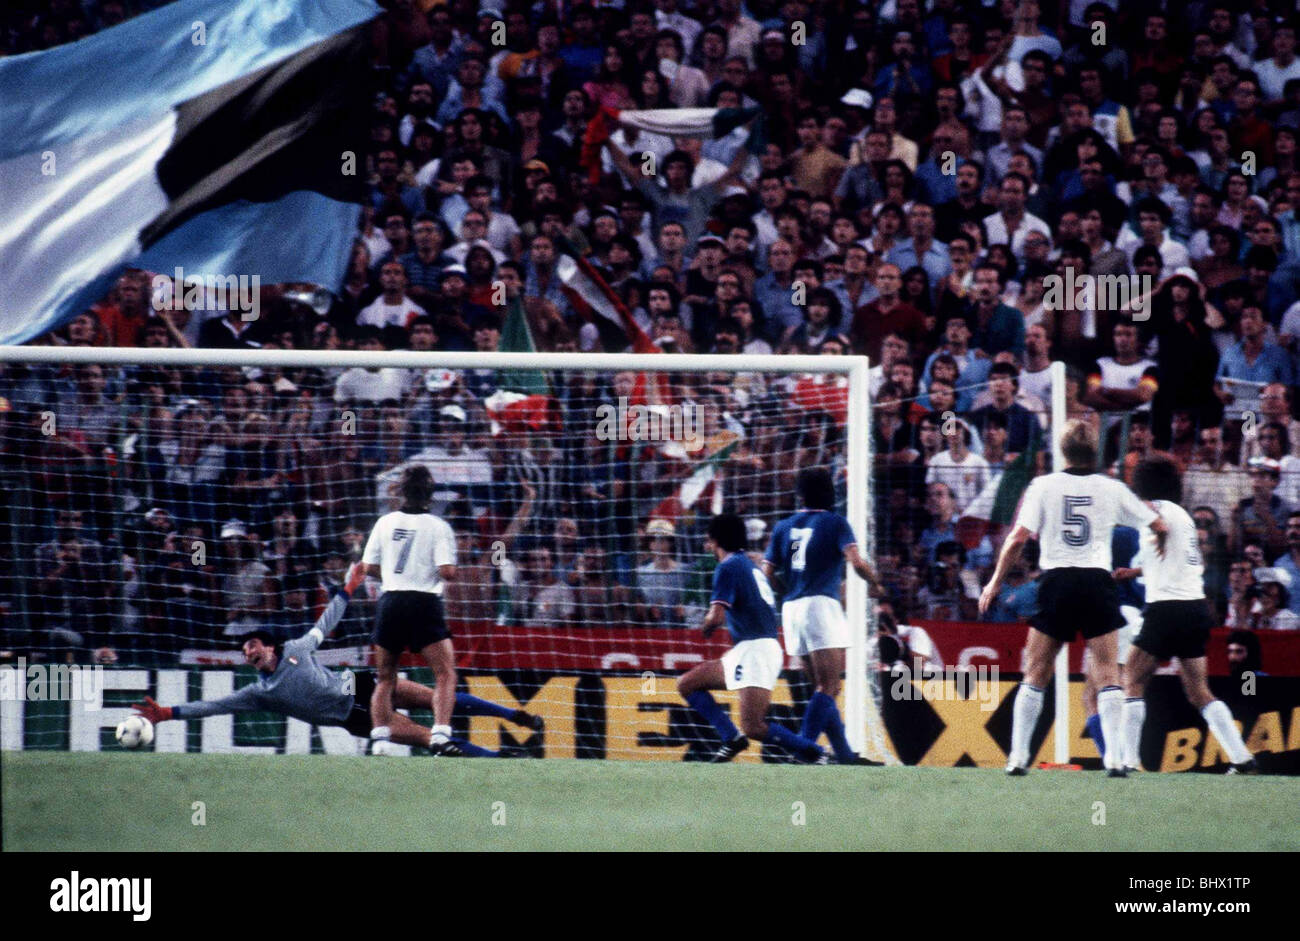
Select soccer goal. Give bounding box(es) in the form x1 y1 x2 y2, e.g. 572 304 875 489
0 345 895 763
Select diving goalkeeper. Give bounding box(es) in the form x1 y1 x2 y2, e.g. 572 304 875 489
132 563 543 755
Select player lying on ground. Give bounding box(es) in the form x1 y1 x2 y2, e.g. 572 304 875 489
978 419 1169 777
1113 457 1257 774
678 512 826 764
764 466 884 764
133 563 543 756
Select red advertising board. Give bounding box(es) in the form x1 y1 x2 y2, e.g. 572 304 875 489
422 620 1300 676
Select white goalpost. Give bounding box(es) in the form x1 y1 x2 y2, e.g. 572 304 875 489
1049 359 1069 765
0 345 893 764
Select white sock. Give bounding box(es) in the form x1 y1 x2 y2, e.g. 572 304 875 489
430 724 451 745
370 725 391 741
1097 686 1124 770
1010 684 1044 767
1202 700 1252 765
1122 697 1145 770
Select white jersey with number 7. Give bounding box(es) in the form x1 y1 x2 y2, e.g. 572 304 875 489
1014 471 1158 571
362 511 457 594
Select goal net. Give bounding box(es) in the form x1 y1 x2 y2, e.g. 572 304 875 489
0 347 893 763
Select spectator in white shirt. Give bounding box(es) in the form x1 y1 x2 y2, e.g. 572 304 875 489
357 261 426 332
1257 21 1300 104
334 329 410 404
1116 198 1189 279
926 418 991 513
982 173 1051 261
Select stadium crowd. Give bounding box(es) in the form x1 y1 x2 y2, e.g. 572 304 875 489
4 0 1300 670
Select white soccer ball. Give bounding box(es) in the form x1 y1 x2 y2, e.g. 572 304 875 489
115 715 154 749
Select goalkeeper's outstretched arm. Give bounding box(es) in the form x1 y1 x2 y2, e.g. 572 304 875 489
134 685 264 724
301 563 368 650
134 564 369 723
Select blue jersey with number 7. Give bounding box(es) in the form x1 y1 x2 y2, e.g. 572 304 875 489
765 510 857 601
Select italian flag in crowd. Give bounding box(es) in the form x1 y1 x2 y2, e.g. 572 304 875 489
552 236 675 415
489 239 667 434
486 293 554 434
554 236 659 356
649 434 741 524
579 106 765 184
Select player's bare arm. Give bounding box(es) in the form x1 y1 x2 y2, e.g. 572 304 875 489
1149 514 1169 558
844 544 884 596
979 525 1033 615
700 601 726 639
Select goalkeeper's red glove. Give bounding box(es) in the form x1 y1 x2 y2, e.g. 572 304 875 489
134 696 173 724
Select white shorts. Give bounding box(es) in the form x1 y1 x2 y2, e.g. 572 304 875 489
781 595 849 658
721 638 785 691
1117 606 1142 667
1083 605 1141 671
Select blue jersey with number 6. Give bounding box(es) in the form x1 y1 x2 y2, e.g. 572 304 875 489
711 552 779 643
765 510 857 601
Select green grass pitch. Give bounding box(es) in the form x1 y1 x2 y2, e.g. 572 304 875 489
3 753 1297 852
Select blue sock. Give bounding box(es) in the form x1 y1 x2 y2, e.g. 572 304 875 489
452 738 499 758
1085 712 1106 760
456 692 518 722
800 692 829 740
817 695 857 763
764 721 824 761
686 691 740 742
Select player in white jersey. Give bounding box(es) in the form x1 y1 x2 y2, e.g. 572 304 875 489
979 420 1170 777
362 465 461 755
1113 458 1257 773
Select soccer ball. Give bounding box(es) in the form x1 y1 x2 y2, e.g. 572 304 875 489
115 715 154 749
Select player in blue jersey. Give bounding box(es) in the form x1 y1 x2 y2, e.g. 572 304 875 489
133 563 544 757
677 513 827 763
763 467 884 764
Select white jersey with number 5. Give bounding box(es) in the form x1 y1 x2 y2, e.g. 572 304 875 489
1134 500 1204 601
362 511 456 594
1014 471 1157 571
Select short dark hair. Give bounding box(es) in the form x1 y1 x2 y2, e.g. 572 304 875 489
989 361 1020 385
707 512 748 553
797 467 837 511
1136 196 1172 224
399 464 435 513
1133 456 1183 503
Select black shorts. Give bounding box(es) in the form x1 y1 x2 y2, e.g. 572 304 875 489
1132 599 1214 661
372 590 450 654
1032 567 1125 643
340 670 378 737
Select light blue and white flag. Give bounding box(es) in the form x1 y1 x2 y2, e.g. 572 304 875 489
0 0 381 344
